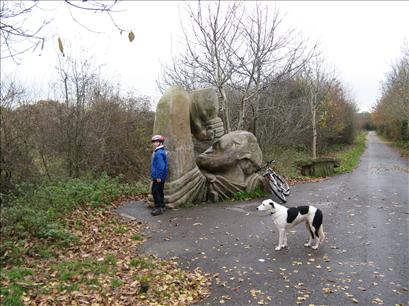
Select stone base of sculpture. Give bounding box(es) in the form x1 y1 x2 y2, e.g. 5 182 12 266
204 172 264 202
148 166 207 208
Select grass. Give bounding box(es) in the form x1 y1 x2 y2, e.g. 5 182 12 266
233 186 268 201
179 201 197 209
0 174 148 246
0 284 25 306
394 140 409 157
264 131 368 178
377 134 409 157
327 131 368 174
263 146 310 179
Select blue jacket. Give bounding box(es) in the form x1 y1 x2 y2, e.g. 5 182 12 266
151 146 168 181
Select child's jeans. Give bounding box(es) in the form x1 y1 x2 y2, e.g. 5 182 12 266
151 181 165 208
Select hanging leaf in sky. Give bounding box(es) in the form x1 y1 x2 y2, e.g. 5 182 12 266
58 37 65 57
128 31 135 42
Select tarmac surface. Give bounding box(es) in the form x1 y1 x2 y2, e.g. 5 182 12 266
116 131 408 305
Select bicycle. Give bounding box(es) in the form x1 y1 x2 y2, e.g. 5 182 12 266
256 159 290 203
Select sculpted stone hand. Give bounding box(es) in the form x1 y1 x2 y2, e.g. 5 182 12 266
190 88 224 141
196 130 264 202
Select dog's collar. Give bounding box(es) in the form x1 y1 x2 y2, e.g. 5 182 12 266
270 210 275 215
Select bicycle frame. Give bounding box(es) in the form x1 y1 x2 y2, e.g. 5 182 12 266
256 159 290 202
263 168 277 184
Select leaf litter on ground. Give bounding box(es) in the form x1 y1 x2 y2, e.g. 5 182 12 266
1 198 211 305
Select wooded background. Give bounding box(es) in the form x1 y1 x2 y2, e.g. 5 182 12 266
1 2 408 205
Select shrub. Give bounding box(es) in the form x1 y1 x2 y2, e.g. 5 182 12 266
0 175 147 243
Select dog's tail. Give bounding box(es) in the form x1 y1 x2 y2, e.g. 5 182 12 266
313 208 325 243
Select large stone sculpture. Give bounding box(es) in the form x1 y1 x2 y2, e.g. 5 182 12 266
150 86 264 207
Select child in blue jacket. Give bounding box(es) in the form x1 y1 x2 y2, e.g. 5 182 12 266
150 135 168 216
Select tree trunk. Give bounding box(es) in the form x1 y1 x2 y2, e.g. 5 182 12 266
237 96 246 130
251 92 261 135
63 75 73 177
312 107 317 159
39 149 52 181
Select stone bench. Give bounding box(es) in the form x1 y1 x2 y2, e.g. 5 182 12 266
297 157 340 177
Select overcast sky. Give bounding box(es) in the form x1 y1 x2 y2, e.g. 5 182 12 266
2 1 408 112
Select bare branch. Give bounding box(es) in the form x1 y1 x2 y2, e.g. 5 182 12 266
0 0 127 61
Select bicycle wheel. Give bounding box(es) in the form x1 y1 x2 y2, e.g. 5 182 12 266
268 179 287 203
274 173 290 196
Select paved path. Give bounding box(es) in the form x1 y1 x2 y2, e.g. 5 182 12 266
117 132 408 305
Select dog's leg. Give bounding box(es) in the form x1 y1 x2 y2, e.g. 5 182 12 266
311 226 320 250
311 225 325 250
312 238 319 250
304 223 313 247
282 230 288 249
276 229 285 250
318 225 325 244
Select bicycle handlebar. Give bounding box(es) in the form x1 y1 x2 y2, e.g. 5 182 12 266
255 159 276 173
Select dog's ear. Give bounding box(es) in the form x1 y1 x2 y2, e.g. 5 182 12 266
268 200 275 209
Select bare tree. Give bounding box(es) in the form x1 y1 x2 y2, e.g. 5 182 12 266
300 56 335 159
158 2 314 135
0 79 39 198
233 3 314 131
0 0 129 62
158 1 242 132
54 53 99 177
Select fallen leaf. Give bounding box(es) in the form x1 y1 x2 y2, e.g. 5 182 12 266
372 297 384 304
323 287 334 294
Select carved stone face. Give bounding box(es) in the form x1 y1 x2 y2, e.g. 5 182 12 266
196 130 262 175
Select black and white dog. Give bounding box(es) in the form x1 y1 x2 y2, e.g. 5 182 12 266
257 199 325 250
